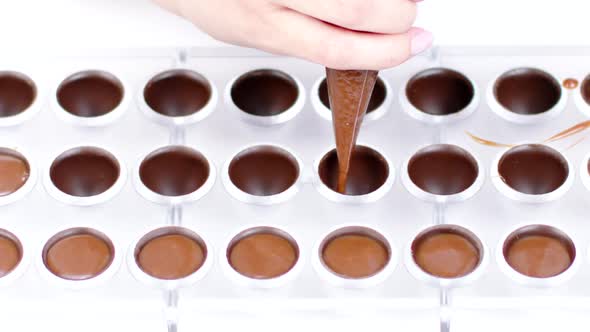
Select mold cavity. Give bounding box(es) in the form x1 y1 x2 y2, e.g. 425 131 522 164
581 74 590 106
139 146 210 196
0 229 23 278
320 226 390 279
406 68 474 116
498 144 568 195
503 225 575 278
43 228 114 281
412 225 482 278
0 71 36 117
408 144 478 195
50 147 120 197
231 69 298 116
144 69 212 117
0 148 30 197
227 227 298 279
57 70 124 117
319 77 386 113
318 146 389 196
494 68 561 115
229 145 299 196
135 227 207 280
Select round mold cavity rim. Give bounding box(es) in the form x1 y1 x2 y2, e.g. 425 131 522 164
220 225 304 288
404 224 488 288
312 224 396 288
574 74 590 118
399 67 480 125
137 68 218 127
0 228 30 287
490 143 573 203
579 151 590 193
310 75 393 124
221 143 304 205
401 143 484 204
486 67 566 125
133 145 216 205
127 225 213 290
312 143 395 204
51 69 130 127
496 223 581 287
43 145 127 206
0 146 38 206
36 226 122 290
224 68 306 126
0 69 43 127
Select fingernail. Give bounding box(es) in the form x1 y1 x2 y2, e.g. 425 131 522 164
412 0 424 2
410 28 434 55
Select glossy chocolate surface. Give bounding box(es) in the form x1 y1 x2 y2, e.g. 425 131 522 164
412 227 480 278
498 144 568 195
229 146 298 196
50 147 120 197
57 70 124 117
0 232 22 278
318 146 388 195
494 68 561 115
326 69 378 193
231 69 298 116
406 68 474 116
139 146 209 196
408 144 478 195
44 230 113 280
137 233 205 280
582 75 590 105
0 148 30 197
322 233 389 279
504 226 574 278
144 69 211 117
228 231 297 279
319 77 385 113
0 71 36 117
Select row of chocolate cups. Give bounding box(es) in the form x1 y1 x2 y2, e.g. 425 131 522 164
0 141 588 206
2 67 590 127
0 221 581 290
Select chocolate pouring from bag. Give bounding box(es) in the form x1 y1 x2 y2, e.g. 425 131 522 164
326 69 378 194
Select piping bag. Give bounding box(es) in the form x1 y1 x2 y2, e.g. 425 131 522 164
326 68 379 194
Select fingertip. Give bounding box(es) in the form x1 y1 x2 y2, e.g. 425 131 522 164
409 28 434 55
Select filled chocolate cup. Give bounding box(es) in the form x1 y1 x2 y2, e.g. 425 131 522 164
493 68 561 115
405 68 475 116
0 229 23 278
0 148 30 197
411 225 483 279
43 228 114 281
498 144 568 195
503 225 575 278
318 77 386 114
228 145 299 197
50 147 120 197
407 144 478 196
135 227 207 280
320 227 390 279
0 71 36 118
57 70 124 117
581 74 590 106
227 227 299 280
318 146 389 196
144 69 212 117
230 69 299 117
139 146 210 197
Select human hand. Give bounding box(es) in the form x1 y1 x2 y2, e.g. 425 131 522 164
155 0 433 70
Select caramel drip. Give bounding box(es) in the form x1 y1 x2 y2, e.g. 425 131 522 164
465 131 514 148
544 120 590 143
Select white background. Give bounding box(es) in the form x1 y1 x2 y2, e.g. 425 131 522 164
0 0 588 50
